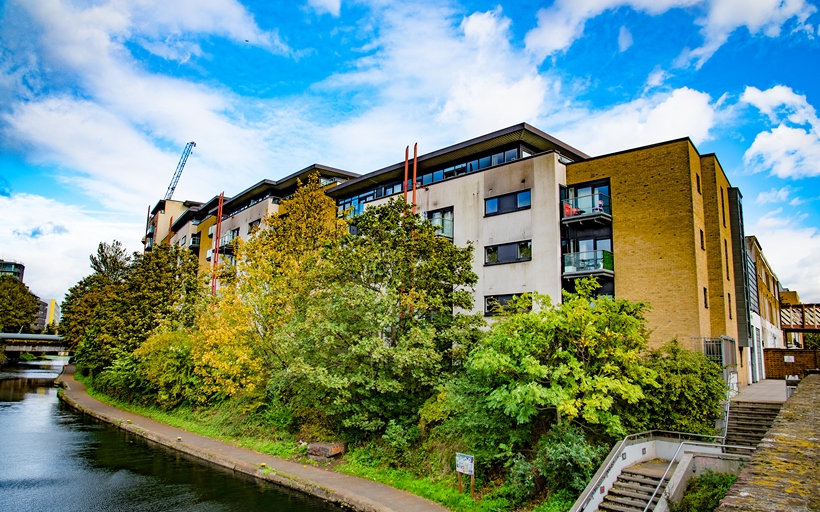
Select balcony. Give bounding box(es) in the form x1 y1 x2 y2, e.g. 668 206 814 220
430 217 454 239
206 248 213 261
561 193 611 225
563 250 614 279
208 225 215 238
145 238 155 251
188 234 201 249
146 225 156 238
218 230 239 252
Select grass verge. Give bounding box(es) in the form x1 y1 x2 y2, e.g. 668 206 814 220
73 374 501 512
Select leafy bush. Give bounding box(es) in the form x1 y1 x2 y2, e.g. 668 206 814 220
532 489 578 512
134 331 198 408
670 470 737 512
534 423 608 493
621 340 727 435
96 351 151 401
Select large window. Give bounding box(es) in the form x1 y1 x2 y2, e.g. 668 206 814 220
485 240 532 265
425 207 454 239
485 190 531 216
484 294 532 316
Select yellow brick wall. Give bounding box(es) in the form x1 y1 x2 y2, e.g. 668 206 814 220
567 139 732 348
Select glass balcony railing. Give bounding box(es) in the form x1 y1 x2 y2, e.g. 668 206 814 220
189 234 201 248
430 217 454 239
563 250 614 274
561 193 611 219
219 231 239 249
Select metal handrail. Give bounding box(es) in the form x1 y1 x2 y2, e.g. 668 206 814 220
721 392 731 444
575 430 724 511
641 441 755 512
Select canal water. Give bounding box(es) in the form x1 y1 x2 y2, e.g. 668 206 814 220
0 359 344 512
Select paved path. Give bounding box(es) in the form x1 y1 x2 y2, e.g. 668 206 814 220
733 379 787 403
57 365 449 512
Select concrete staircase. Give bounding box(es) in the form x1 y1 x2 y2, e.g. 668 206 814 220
598 461 675 512
724 401 782 453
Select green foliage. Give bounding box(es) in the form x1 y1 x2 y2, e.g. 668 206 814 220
531 489 577 512
669 470 737 512
269 198 481 435
534 423 607 493
96 351 150 401
620 340 727 435
0 274 40 333
134 331 198 408
72 241 203 376
803 332 820 350
462 279 654 440
19 352 38 362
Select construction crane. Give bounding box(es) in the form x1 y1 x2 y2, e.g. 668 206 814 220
164 141 196 201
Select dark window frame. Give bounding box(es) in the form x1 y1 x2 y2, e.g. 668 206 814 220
485 240 532 266
485 189 532 217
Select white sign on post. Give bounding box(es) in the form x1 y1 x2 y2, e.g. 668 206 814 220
455 453 474 475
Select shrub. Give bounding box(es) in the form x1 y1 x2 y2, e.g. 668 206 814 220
534 423 608 493
134 331 198 408
670 470 737 512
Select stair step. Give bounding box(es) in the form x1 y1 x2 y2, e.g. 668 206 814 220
599 501 646 512
622 468 672 480
613 481 659 494
610 488 661 502
727 422 772 431
605 495 652 508
618 475 667 489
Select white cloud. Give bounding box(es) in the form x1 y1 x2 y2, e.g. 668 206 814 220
618 26 633 52
551 87 719 155
523 0 815 67
751 210 820 302
0 193 143 302
680 0 817 68
756 186 793 204
741 85 820 179
308 0 341 17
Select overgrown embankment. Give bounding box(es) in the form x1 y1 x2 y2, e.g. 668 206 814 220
61 176 729 512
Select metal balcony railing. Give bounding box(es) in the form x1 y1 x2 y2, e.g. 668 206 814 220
563 250 614 274
219 231 239 248
429 217 454 239
562 193 611 219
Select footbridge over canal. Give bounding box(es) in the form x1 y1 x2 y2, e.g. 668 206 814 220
1 333 69 356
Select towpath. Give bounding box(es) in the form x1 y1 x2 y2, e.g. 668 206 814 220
57 365 450 512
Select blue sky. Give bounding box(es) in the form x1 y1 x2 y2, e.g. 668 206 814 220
1 0 819 303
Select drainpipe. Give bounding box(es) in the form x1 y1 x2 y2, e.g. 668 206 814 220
412 143 418 213
403 145 409 204
211 192 224 296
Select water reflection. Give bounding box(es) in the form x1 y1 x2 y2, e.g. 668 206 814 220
0 360 342 512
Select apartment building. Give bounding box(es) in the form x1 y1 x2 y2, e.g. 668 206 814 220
157 164 357 270
328 124 587 314
0 259 25 281
143 123 791 390
779 289 804 349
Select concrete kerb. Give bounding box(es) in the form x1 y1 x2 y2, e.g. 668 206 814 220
56 365 448 512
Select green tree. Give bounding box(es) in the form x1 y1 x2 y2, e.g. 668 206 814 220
74 242 202 376
61 241 131 351
440 279 655 468
269 198 481 435
619 340 727 435
803 332 820 350
0 275 40 333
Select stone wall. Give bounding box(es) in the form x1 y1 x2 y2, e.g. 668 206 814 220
716 374 820 511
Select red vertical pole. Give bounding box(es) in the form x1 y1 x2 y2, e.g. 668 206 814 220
167 216 174 244
412 143 418 213
211 192 224 296
403 146 409 204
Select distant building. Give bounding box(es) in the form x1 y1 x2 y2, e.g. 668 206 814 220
779 289 803 349
47 299 61 326
33 299 48 332
0 259 25 281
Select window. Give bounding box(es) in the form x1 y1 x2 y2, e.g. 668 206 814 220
729 293 733 319
485 294 531 316
485 190 531 216
724 239 730 280
700 230 705 250
485 241 532 265
248 219 261 232
696 174 701 194
180 235 186 246
721 187 726 227
426 207 454 239
704 287 709 308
